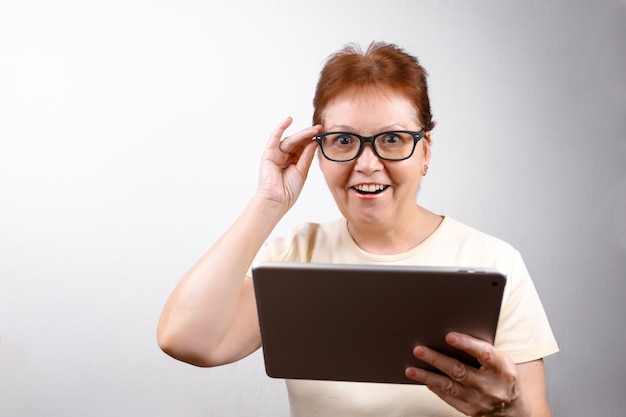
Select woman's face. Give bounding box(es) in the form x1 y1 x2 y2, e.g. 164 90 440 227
318 88 430 232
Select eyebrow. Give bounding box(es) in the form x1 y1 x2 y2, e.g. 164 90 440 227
327 123 407 132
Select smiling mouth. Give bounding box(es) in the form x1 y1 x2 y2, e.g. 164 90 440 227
353 184 388 195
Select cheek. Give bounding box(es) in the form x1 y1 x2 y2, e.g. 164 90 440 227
388 161 422 185
319 160 350 187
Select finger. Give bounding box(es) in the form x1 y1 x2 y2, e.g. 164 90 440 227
294 140 318 176
411 345 472 383
406 350 492 417
445 332 502 372
405 359 477 416
267 117 294 148
405 363 450 387
279 124 323 154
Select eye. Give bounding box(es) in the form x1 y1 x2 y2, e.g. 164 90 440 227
381 132 401 145
333 134 356 146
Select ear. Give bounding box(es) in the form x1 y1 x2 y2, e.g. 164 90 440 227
422 131 432 165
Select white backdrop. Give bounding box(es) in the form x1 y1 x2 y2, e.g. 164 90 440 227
1 1 625 416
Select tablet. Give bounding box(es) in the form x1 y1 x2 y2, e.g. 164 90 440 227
252 262 506 385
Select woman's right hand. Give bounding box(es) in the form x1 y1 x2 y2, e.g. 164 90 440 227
256 117 323 211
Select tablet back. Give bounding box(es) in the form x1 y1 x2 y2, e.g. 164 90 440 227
252 262 506 385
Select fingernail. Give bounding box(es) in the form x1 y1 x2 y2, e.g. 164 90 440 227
405 367 416 378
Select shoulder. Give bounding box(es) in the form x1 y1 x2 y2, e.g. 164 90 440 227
420 216 524 274
287 219 345 246
258 219 346 262
437 217 518 254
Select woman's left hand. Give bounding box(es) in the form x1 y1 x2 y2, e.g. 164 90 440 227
405 332 531 417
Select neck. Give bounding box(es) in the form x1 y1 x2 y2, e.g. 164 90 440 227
346 206 443 255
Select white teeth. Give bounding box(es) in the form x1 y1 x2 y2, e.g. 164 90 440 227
355 184 385 193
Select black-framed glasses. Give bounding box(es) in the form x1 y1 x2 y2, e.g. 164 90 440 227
314 129 425 162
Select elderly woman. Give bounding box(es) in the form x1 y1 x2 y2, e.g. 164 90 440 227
157 41 559 417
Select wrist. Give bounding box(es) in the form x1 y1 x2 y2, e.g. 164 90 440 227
247 194 289 227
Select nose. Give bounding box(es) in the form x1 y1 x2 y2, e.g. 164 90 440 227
354 143 384 173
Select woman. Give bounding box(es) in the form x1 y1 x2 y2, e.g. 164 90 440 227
157 41 559 417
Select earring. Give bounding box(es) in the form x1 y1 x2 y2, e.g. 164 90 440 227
421 165 429 176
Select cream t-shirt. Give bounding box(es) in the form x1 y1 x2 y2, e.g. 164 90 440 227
254 216 559 417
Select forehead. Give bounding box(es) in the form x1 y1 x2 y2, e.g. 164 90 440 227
322 86 421 131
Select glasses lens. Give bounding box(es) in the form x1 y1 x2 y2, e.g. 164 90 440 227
374 131 416 160
320 133 361 161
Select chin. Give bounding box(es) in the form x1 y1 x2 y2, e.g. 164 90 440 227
350 212 392 228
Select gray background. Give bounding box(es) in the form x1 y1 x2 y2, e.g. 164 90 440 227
1 0 625 416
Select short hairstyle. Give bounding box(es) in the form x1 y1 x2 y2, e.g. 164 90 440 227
312 41 436 138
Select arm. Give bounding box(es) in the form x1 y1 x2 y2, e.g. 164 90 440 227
157 118 322 367
406 332 552 416
517 359 551 417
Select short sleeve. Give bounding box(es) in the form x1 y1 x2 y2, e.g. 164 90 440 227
494 251 559 363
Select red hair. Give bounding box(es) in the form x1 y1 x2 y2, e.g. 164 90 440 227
312 41 436 138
